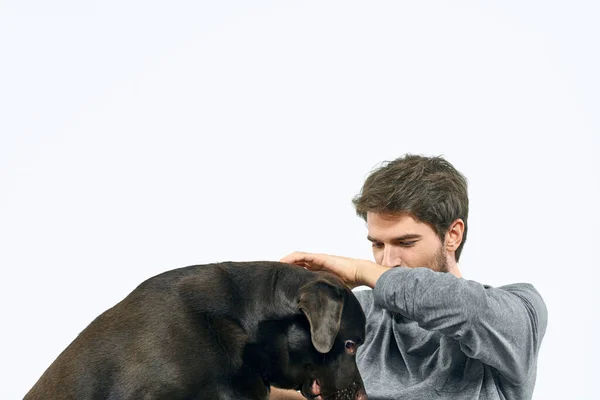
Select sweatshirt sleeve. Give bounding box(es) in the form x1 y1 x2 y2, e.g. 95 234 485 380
373 267 548 385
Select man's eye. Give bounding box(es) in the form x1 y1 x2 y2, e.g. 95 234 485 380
400 241 416 247
371 242 384 249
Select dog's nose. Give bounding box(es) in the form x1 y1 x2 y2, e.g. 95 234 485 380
355 388 368 400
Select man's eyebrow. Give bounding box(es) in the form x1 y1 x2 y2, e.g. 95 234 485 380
367 234 421 242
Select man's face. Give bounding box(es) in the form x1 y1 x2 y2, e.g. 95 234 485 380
367 212 449 272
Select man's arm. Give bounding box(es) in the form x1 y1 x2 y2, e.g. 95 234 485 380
270 387 305 399
374 267 548 385
279 251 548 384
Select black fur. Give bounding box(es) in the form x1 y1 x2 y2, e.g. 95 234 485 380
25 261 367 400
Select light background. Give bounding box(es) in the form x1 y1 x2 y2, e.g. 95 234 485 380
1 1 598 399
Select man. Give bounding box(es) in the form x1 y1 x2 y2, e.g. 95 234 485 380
271 154 547 400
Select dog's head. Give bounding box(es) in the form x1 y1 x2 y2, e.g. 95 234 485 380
282 272 368 400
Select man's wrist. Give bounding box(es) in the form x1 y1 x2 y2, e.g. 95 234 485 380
358 261 389 288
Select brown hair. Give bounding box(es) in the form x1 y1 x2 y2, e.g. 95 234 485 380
352 154 469 261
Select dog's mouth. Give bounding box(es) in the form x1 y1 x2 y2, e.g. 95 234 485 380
300 380 366 400
300 378 322 399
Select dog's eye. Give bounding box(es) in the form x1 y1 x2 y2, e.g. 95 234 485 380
344 340 357 354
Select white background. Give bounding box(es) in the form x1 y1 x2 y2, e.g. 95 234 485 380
1 1 598 399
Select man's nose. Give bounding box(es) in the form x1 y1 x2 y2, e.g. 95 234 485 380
381 248 402 268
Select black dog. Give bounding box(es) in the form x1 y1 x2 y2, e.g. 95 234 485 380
25 261 368 400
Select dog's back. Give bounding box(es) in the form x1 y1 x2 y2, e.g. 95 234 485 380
26 263 255 399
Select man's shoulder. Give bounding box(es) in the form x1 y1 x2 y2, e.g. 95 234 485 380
352 287 373 302
491 281 545 301
352 287 375 315
486 281 548 331
481 280 546 308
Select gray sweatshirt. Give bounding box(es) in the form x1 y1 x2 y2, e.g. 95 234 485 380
353 267 548 400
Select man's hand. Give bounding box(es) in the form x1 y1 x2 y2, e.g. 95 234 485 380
280 251 390 289
269 387 308 399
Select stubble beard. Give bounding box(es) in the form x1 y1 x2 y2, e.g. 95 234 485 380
432 244 450 273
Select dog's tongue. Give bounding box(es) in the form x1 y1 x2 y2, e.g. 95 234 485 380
311 379 321 396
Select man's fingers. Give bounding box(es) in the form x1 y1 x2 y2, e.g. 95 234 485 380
280 252 330 273
280 251 316 264
280 252 362 286
280 251 302 263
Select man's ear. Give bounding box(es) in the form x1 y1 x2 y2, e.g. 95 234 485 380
445 218 464 253
298 280 345 354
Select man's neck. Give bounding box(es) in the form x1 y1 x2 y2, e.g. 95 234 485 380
446 253 462 278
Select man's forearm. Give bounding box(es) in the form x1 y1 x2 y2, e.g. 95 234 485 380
358 261 389 288
270 387 305 399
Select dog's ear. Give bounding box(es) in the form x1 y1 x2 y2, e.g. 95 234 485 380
298 280 345 354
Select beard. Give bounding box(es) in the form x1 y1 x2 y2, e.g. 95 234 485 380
431 244 450 273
